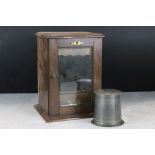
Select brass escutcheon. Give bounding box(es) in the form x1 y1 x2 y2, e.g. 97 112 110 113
71 41 83 46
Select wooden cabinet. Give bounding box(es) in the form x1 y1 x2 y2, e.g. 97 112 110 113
35 32 104 122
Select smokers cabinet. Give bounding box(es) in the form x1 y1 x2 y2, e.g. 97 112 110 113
35 32 104 122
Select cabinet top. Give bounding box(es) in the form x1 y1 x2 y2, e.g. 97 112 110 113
36 32 104 38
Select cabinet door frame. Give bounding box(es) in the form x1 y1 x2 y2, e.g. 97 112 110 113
48 38 102 116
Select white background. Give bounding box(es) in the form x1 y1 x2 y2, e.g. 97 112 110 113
0 0 155 155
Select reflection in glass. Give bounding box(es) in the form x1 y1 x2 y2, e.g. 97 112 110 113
58 47 93 106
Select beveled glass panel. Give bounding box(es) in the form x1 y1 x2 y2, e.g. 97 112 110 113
58 47 93 107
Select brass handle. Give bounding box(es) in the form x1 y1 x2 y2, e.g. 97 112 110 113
50 73 58 79
72 41 83 46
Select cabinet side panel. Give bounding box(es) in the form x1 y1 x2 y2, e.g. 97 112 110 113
37 37 49 113
93 38 102 91
49 39 60 116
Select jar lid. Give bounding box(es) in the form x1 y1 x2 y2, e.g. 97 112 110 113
95 89 122 96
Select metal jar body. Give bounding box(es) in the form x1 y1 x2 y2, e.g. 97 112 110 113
91 89 124 127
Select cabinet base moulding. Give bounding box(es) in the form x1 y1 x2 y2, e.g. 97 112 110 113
34 104 93 123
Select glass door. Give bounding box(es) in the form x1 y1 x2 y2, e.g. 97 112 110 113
58 47 93 107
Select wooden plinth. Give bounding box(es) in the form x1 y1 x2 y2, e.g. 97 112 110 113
34 104 93 123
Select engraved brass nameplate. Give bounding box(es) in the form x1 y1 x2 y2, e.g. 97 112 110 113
71 41 84 46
